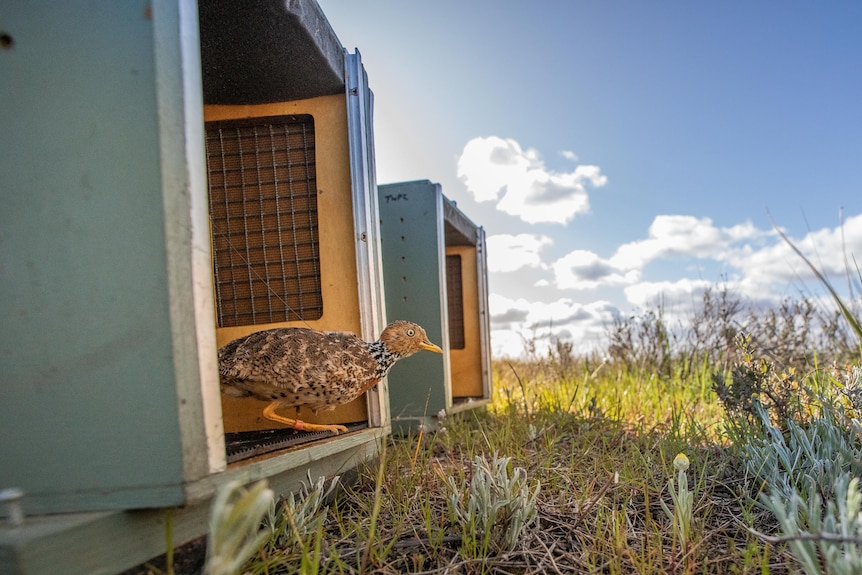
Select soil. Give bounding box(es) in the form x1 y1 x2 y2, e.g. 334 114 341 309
120 535 207 575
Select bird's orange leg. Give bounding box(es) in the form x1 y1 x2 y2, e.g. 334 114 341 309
262 401 349 435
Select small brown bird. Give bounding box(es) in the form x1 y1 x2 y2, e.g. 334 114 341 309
219 320 443 434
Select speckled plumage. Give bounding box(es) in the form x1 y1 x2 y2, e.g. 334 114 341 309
218 320 443 433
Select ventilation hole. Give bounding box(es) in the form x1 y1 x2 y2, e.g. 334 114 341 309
1 33 13 50
446 254 466 349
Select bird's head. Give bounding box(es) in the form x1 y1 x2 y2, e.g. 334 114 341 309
379 321 443 358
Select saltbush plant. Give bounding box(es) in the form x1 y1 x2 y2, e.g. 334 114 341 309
205 480 273 575
445 453 540 555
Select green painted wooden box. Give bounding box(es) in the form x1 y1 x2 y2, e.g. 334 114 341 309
378 181 493 432
1 2 389 573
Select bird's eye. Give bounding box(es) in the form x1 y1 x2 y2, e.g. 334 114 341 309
406 328 415 337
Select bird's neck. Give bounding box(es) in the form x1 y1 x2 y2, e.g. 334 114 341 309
367 341 399 379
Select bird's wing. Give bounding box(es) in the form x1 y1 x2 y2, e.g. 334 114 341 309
219 329 316 388
279 330 380 398
219 328 379 404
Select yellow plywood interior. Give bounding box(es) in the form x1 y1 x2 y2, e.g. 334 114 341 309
447 245 484 398
205 96 368 432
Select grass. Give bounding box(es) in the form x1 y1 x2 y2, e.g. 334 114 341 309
181 297 862 575
186 237 862 574
201 305 860 575
195 360 776 574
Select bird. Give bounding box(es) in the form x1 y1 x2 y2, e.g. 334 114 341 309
218 320 443 434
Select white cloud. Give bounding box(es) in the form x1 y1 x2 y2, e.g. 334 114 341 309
611 215 765 270
623 278 715 310
489 293 531 328
731 212 862 288
542 214 862 302
457 136 607 224
546 215 769 293
489 293 620 357
614 215 862 312
489 329 530 359
456 136 534 203
486 209 862 357
486 233 552 273
552 250 640 290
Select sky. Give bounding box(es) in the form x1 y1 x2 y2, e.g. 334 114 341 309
317 0 862 357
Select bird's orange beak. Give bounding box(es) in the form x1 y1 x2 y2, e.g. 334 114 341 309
420 341 444 354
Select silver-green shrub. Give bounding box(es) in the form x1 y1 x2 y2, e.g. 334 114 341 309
205 479 274 575
262 471 340 548
745 400 862 574
445 453 540 553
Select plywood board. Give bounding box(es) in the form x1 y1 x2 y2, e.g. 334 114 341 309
205 96 369 429
447 245 484 397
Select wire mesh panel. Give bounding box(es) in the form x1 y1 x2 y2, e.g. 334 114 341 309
446 254 465 350
206 115 323 327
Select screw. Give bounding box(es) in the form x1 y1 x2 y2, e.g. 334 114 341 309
0 488 24 527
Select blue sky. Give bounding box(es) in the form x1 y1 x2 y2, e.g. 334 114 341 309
318 1 862 357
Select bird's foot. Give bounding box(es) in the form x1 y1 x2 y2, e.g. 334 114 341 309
292 420 349 435
263 402 349 435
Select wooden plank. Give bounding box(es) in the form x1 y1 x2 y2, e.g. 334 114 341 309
219 395 368 432
153 0 227 483
447 245 485 398
449 398 491 415
443 199 480 246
